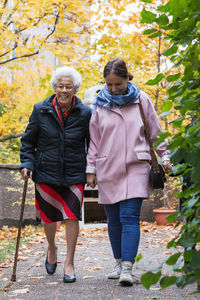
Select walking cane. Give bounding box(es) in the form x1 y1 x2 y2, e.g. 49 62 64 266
11 174 29 282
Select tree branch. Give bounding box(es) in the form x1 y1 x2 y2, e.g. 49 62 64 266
40 12 60 45
0 12 59 65
0 41 18 59
0 50 39 65
0 133 23 142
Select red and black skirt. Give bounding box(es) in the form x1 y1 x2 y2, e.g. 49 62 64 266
35 183 84 224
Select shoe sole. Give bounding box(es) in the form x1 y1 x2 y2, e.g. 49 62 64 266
63 278 76 283
119 280 133 286
108 276 120 279
63 274 76 283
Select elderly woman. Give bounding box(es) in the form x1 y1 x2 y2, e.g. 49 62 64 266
20 66 91 283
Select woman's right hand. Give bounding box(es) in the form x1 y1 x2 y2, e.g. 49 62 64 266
20 168 32 180
87 173 97 188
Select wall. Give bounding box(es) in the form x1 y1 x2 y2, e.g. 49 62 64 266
0 164 36 228
0 164 165 228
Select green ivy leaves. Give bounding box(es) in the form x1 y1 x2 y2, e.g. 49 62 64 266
140 0 200 294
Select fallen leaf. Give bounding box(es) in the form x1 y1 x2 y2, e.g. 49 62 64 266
77 290 82 293
35 263 42 267
164 251 173 255
76 241 83 245
17 256 28 261
84 266 103 271
11 288 30 295
8 298 24 300
28 276 45 279
134 280 141 284
0 263 9 268
2 277 8 281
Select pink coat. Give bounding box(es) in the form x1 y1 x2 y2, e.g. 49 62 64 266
86 91 170 204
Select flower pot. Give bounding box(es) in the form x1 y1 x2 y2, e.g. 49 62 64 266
153 209 176 225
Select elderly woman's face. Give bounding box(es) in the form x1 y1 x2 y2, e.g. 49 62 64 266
105 73 129 95
55 76 76 108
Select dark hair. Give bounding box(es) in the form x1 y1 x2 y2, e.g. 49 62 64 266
103 58 133 80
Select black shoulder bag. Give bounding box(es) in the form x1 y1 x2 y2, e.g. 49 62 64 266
138 98 166 189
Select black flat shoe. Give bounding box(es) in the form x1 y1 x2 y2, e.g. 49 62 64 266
63 274 76 283
45 252 57 275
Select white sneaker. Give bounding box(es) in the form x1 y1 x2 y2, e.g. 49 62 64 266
107 261 122 279
119 262 133 286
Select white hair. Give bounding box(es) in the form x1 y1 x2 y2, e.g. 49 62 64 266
50 66 82 93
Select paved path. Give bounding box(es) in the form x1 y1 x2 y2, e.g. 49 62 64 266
0 223 198 299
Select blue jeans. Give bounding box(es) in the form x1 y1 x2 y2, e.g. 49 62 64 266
104 198 143 263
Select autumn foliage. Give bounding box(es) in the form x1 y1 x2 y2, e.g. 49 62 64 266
0 0 181 163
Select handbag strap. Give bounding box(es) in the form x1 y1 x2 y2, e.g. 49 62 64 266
138 97 160 171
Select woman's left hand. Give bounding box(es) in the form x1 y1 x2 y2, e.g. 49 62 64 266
162 161 173 173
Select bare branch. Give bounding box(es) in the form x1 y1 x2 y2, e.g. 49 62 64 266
40 12 60 46
0 133 23 142
0 11 59 65
0 41 18 59
0 50 39 65
2 0 9 9
0 0 9 19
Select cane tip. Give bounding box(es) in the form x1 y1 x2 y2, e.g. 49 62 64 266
11 274 16 281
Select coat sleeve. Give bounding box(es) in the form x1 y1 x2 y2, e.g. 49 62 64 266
85 109 92 151
86 109 101 173
142 93 170 160
20 104 40 171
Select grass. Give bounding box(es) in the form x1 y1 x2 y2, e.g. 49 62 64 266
0 237 30 262
0 239 17 262
0 225 43 262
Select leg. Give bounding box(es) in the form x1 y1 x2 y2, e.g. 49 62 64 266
119 198 143 286
104 203 121 259
120 198 143 263
104 203 122 279
64 219 79 276
44 222 57 264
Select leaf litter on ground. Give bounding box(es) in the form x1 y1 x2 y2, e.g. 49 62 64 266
0 221 184 270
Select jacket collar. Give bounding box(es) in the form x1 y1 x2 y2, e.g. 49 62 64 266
41 94 82 111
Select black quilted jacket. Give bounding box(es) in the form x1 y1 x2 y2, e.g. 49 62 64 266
20 94 91 185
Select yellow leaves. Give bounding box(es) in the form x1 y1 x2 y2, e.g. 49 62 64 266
0 65 49 124
128 15 140 24
0 0 91 66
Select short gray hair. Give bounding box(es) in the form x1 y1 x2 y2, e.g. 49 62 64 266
50 66 82 93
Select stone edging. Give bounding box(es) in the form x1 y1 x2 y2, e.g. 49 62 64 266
0 164 20 170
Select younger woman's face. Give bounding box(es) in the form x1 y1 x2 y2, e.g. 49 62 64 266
105 73 129 95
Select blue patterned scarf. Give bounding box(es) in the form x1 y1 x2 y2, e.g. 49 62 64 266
94 81 140 109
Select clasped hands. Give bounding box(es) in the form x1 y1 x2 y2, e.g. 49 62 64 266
86 173 97 188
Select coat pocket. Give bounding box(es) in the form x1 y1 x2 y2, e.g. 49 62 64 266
136 152 151 161
95 156 109 182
